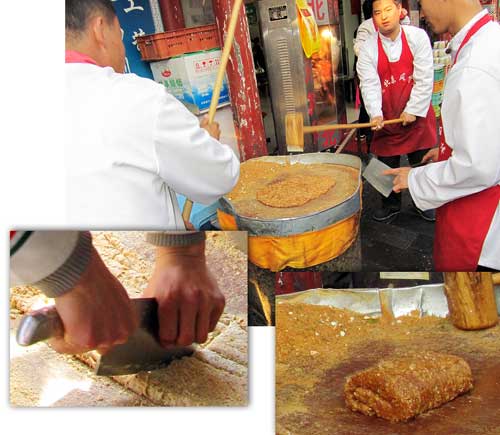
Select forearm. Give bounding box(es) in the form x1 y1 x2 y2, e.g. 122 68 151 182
405 34 433 116
409 156 500 210
410 72 500 210
154 95 240 205
10 231 92 298
405 79 432 117
357 47 383 118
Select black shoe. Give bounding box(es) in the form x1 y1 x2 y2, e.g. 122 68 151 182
415 207 436 222
372 206 401 222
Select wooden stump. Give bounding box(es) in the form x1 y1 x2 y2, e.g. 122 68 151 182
444 272 498 330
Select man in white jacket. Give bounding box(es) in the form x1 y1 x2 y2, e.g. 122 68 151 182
386 0 500 271
357 0 437 223
10 231 225 353
353 0 411 145
65 0 240 229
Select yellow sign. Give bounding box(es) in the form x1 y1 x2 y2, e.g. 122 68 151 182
296 0 320 58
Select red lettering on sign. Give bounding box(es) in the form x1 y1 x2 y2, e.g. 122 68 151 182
307 0 326 21
320 130 339 148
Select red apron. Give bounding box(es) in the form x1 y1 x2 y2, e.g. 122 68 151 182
434 14 500 271
371 29 437 157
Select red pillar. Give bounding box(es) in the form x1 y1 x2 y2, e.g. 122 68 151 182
158 0 185 31
212 0 268 161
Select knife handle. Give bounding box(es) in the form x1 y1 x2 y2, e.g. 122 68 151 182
16 305 64 346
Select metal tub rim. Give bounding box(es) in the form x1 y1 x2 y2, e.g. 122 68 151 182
276 284 500 318
219 153 362 236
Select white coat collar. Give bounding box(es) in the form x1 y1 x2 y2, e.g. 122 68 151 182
379 26 402 44
448 9 489 59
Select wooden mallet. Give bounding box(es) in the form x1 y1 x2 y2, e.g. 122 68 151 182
285 112 404 152
493 273 500 285
182 0 244 223
443 272 499 330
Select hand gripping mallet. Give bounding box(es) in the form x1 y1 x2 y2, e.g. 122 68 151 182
182 0 244 222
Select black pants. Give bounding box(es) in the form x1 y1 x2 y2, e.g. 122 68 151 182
358 89 373 146
476 265 499 272
378 149 430 209
359 99 371 129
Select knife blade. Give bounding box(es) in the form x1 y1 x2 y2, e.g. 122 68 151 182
362 156 395 198
96 298 194 376
16 297 194 376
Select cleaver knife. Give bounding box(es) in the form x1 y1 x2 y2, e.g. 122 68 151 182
362 156 396 198
362 156 430 198
16 297 194 376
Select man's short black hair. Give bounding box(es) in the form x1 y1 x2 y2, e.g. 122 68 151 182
66 0 116 34
362 0 373 19
372 0 402 5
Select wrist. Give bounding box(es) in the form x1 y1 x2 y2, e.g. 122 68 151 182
146 231 205 247
154 240 206 267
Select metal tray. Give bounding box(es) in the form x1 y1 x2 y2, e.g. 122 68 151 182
218 153 362 236
277 284 500 317
276 284 500 435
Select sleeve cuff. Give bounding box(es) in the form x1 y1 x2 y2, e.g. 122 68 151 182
145 231 206 247
408 167 431 211
368 109 383 119
404 105 429 118
35 232 93 298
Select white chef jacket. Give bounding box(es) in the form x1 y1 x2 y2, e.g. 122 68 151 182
65 63 240 229
354 19 377 57
409 10 500 269
353 16 411 57
356 25 434 120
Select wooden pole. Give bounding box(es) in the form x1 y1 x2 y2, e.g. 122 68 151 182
183 0 268 223
182 0 245 223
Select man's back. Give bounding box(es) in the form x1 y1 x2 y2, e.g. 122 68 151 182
65 63 240 229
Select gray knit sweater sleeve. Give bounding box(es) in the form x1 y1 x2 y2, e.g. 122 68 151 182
145 231 206 247
35 232 93 298
10 231 93 298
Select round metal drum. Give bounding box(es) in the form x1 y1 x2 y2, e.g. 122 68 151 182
218 153 362 237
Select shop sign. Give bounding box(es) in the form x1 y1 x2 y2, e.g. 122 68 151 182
111 0 156 79
307 0 330 25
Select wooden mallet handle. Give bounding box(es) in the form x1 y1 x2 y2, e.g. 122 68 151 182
182 0 244 223
285 112 404 151
302 118 404 133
